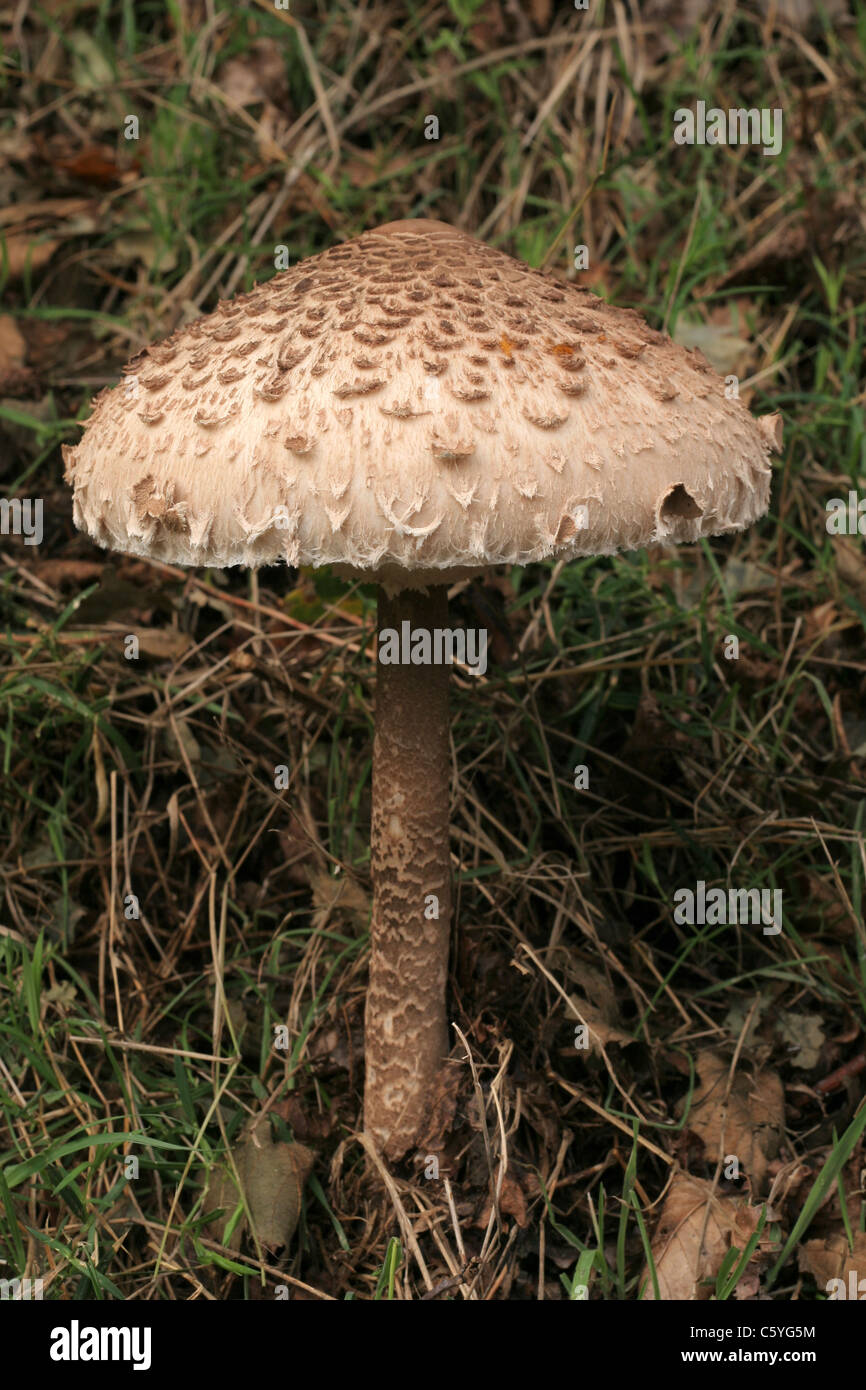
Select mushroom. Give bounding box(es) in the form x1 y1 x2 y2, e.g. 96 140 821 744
63 218 782 1161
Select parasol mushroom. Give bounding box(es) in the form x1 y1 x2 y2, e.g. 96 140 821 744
63 218 782 1161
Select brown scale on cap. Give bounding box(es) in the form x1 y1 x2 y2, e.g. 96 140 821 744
63 218 781 586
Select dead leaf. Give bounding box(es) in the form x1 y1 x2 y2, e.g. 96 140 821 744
217 39 289 108
527 0 552 27
202 1119 314 1252
70 566 159 623
475 1170 529 1229
415 1058 462 1152
0 314 34 394
307 1020 362 1073
799 1232 866 1297
113 221 178 272
469 0 507 49
132 628 192 660
28 559 103 588
68 30 116 91
43 981 77 1008
557 956 634 1055
307 867 369 931
0 193 99 279
775 1011 825 1069
568 992 634 1054
0 235 58 278
682 1051 784 1194
723 994 768 1048
339 147 417 192
721 556 776 598
723 996 826 1070
733 1266 762 1300
575 261 616 296
0 197 94 229
274 1094 333 1143
165 719 200 765
642 1172 763 1300
835 539 866 607
673 314 753 377
802 599 839 638
51 144 134 187
0 316 26 371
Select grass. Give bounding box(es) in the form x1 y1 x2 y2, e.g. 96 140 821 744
0 0 865 1300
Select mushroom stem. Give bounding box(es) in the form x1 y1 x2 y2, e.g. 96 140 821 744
365 585 452 1160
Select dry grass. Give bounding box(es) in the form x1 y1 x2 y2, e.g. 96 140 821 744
1 0 865 1301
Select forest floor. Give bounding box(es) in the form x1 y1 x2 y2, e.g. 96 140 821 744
1 0 865 1300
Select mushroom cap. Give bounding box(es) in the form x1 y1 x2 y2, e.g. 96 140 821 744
64 219 779 592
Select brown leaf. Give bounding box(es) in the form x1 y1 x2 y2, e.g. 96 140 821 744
339 148 417 192
132 628 192 660
51 144 135 186
0 364 36 397
673 311 754 378
20 319 70 375
307 867 369 931
527 0 552 28
558 954 635 1054
27 560 103 589
0 314 34 395
0 316 26 371
276 810 319 885
469 1 507 50
568 992 634 1054
682 1052 784 1194
217 39 289 109
70 565 159 624
0 193 99 278
799 1233 866 1298
475 1170 529 1229
0 197 94 228
112 222 177 272
575 261 616 296
802 600 846 647
307 1020 361 1073
774 1011 825 1070
415 1059 462 1153
642 1173 763 1300
499 1171 528 1226
835 539 866 608
202 1119 314 1252
274 1095 333 1143
1 235 58 278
